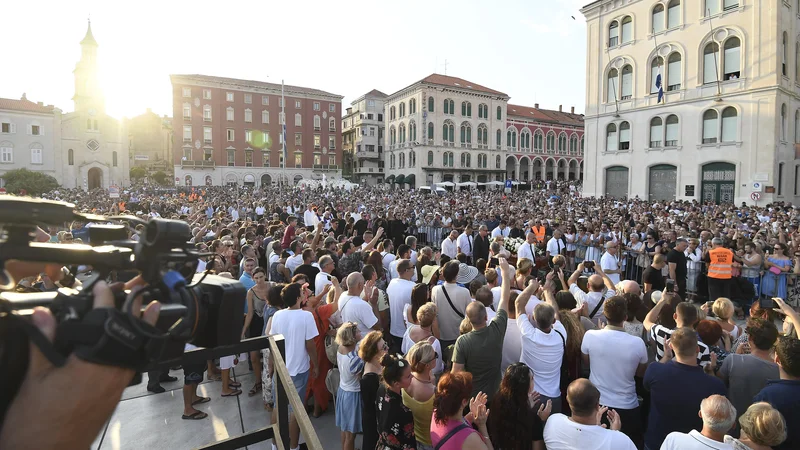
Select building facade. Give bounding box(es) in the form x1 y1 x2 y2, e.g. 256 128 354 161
61 21 128 190
343 89 387 186
383 74 584 189
0 96 62 187
171 75 343 187
125 109 173 173
581 0 796 204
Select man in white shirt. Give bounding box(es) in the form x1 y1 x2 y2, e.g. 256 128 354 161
660 395 736 450
491 220 510 239
432 260 472 350
314 255 335 296
581 296 648 448
516 283 567 414
385 259 416 353
567 262 616 326
266 283 319 450
546 229 565 265
285 241 304 274
303 203 317 227
406 236 418 265
339 272 381 336
457 225 474 264
380 239 395 273
544 378 637 450
388 244 411 280
441 230 459 259
599 241 622 285
255 204 265 219
229 206 239 221
517 231 538 264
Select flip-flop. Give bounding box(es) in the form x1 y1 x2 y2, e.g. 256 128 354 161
181 411 208 420
221 390 242 397
208 374 222 382
248 384 263 397
192 396 211 405
229 382 242 388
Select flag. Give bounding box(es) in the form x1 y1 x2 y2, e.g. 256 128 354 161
655 67 664 103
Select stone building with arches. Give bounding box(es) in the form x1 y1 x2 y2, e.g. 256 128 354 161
581 0 795 204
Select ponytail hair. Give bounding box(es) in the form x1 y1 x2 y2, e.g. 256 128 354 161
380 353 409 386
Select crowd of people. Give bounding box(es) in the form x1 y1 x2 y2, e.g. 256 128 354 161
9 180 800 450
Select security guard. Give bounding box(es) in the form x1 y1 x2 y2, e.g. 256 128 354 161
706 237 733 301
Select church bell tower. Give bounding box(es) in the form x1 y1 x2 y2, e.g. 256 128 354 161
72 19 105 114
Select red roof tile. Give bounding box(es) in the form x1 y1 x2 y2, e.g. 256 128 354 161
507 103 583 127
0 97 56 114
418 74 508 97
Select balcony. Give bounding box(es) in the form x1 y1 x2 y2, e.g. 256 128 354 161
183 115 191 120
313 164 339 171
183 137 191 143
356 150 380 159
181 160 216 168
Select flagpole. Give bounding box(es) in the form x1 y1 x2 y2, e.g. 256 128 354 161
652 28 664 104
281 79 286 191
606 46 620 117
708 10 722 99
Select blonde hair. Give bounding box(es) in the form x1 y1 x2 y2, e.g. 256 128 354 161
713 298 735 321
739 402 787 447
406 341 436 373
552 255 566 267
516 258 533 275
335 322 359 347
653 254 666 264
417 303 438 328
459 317 473 335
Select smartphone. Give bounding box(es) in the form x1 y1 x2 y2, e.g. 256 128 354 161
583 261 595 269
761 297 775 309
666 279 675 293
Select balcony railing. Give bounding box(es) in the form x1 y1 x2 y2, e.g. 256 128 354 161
181 160 216 168
313 164 339 171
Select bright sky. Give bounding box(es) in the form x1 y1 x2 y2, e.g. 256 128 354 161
1 0 587 120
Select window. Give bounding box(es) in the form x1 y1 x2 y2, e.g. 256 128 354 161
652 4 665 34
461 101 472 117
399 152 405 168
620 65 633 100
782 104 788 141
390 106 396 120
702 109 719 143
558 133 568 153
461 153 471 168
650 117 663 147
409 122 416 142
313 154 321 166
183 125 192 142
570 135 578 154
546 132 555 152
227 149 235 166
329 117 336 131
667 0 680 28
721 107 738 142
399 124 406 144
779 163 784 196
183 103 191 119
534 131 543 151
314 134 321 148
796 110 800 143
460 123 472 146
651 57 664 94
609 21 619 47
442 152 454 167
782 32 788 77
244 109 252 123
329 103 335 112
606 123 617 152
329 136 336 149
262 110 269 124
295 133 302 146
295 100 301 109
262 95 269 105
226 129 234 142
705 0 720 15
203 105 212 121
0 146 11 162
428 151 434 165
607 68 619 103
428 96 434 112
443 122 455 144
667 53 682 90
496 155 501 168
496 129 501 149
497 106 502 120
329 155 336 166
619 122 631 150
68 148 74 165
507 129 517 149
621 16 633 43
226 107 234 121
1 122 13 133
313 102 320 111
313 115 321 130
390 127 396 145
295 154 302 168
31 147 42 164
444 99 455 115
263 152 270 167
204 126 212 143
182 87 191 97
428 122 434 142
723 38 741 79
245 150 253 167
703 43 720 84
245 130 253 143
295 113 302 126
244 93 252 104
665 115 679 146
409 99 416 114
226 92 234 102
723 0 739 11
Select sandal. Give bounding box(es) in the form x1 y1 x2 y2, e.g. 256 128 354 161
228 381 242 388
221 389 242 397
208 374 222 382
181 411 208 420
248 384 263 397
192 396 211 405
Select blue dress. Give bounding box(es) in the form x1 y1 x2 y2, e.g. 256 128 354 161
760 257 791 299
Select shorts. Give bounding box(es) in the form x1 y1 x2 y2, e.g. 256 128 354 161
273 369 309 413
183 363 206 384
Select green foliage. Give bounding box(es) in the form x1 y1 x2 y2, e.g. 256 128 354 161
130 166 147 180
1 168 59 196
152 171 170 186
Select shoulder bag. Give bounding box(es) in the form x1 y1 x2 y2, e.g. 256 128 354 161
441 286 465 319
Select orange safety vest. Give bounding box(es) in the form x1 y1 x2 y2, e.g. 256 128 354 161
707 247 733 279
531 226 546 243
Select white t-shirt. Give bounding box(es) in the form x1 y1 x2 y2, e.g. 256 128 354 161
517 241 537 263
314 271 332 296
660 430 734 450
441 238 458 259
543 413 637 450
339 294 378 336
491 227 509 239
337 349 364 392
580 329 647 409
386 278 415 337
600 252 621 285
546 237 564 257
286 254 304 274
381 252 395 273
569 284 615 326
518 315 567 398
269 309 318 376
501 317 523 375
491 286 502 310
525 295 543 317
401 329 444 375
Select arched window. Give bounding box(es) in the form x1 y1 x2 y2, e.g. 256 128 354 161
399 102 406 117
461 102 472 117
721 107 738 142
782 104 788 141
796 110 800 143
390 126 397 145
667 53 682 90
667 0 680 29
558 133 568 153
651 57 664 94
399 123 406 143
606 123 618 152
703 42 720 84
409 121 417 142
444 99 454 115
497 106 502 120
534 131 543 151
427 122 434 143
581 137 585 153
546 132 556 152
390 106 396 120
442 152 450 167
428 96 434 112
409 99 416 114
506 129 517 149
68 148 74 165
650 117 663 148
609 20 619 47
428 150 434 165
702 109 719 144
796 42 800 84
479 103 488 119
620 65 633 99
665 115 679 146
461 153 471 168
607 68 619 103
443 121 455 144
399 152 405 168
569 135 578 154
621 16 633 43
652 4 665 34
460 123 472 146
619 122 631 150
496 129 502 149
496 155 501 168
477 124 488 147
112 151 118 167
782 32 788 77
723 37 741 79
410 150 415 167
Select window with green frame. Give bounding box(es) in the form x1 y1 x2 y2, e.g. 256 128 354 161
428 151 433 165
497 106 502 120
496 129 501 148
428 96 434 112
428 122 434 141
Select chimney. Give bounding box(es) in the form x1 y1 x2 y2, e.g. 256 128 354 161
534 103 539 109
571 106 575 114
559 105 563 112
346 107 352 115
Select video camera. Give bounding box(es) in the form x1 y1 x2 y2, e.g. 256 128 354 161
0 196 245 418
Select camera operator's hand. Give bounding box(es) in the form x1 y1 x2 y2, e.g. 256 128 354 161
0 281 161 450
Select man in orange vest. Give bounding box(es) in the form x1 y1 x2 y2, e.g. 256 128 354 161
706 237 733 301
530 219 547 244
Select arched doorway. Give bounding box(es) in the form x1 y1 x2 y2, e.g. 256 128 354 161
205 175 213 186
293 174 303 185
605 166 629 199
243 174 256 187
649 164 677 201
261 174 272 186
557 160 566 181
88 168 102 190
505 156 516 180
533 159 543 180
701 162 736 204
519 158 530 181
184 174 193 187
225 173 237 186
545 160 555 181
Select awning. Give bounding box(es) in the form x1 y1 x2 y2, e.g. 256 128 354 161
386 175 395 183
435 181 455 187
395 174 406 184
404 174 415 185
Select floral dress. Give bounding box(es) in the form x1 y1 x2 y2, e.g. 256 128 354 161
376 384 417 450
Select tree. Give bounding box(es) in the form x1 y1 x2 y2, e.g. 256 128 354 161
152 171 170 186
1 168 59 196
130 166 147 180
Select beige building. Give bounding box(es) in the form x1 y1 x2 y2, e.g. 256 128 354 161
0 95 62 187
125 109 173 173
581 0 798 204
343 89 387 186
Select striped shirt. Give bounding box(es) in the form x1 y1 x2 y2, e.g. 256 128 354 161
649 324 711 367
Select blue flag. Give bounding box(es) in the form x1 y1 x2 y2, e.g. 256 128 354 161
656 69 664 103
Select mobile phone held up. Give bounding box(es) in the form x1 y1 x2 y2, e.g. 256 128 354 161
583 261 595 269
761 297 775 309
666 279 675 293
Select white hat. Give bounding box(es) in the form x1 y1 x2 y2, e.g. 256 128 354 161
456 263 479 285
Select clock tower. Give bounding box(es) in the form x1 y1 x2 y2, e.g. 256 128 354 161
72 19 104 114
